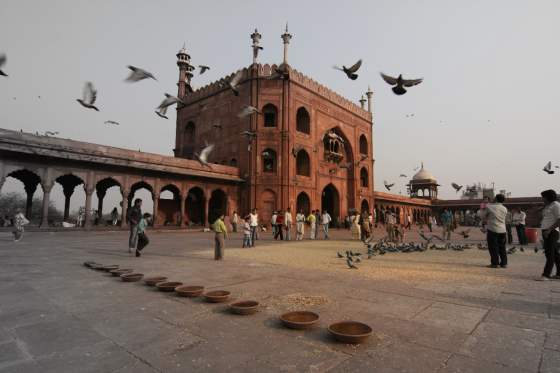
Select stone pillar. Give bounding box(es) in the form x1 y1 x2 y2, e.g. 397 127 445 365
40 184 52 228
152 195 159 226
120 190 129 228
62 185 75 221
366 86 373 113
24 182 38 220
281 23 292 65
359 95 366 109
179 194 185 226
84 187 94 229
96 189 106 225
204 195 209 227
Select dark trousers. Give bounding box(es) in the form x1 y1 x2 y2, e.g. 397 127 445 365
214 233 224 260
250 226 257 246
505 224 513 244
515 224 528 245
274 224 283 240
542 229 560 277
487 230 507 266
137 232 149 251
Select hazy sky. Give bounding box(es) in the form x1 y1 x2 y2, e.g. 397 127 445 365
2 0 560 213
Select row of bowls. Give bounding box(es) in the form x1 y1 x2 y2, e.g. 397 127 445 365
83 261 372 343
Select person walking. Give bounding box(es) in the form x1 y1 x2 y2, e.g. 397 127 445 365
111 207 119 226
321 210 332 239
284 208 293 241
512 208 528 245
441 209 453 241
350 213 361 240
536 190 560 280
406 214 412 230
212 214 228 260
271 211 278 238
242 215 252 248
249 208 258 247
135 213 152 257
360 211 371 242
12 210 29 242
274 210 284 240
307 210 317 239
481 194 508 268
127 199 142 254
296 210 305 240
505 211 514 244
427 215 433 232
231 211 239 233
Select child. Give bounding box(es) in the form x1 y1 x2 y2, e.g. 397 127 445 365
242 216 252 248
13 210 30 242
135 213 151 257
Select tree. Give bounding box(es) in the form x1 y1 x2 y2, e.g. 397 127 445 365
0 192 62 225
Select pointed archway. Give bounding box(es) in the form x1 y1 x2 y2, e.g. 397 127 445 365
321 184 339 225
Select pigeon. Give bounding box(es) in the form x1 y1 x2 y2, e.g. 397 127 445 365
104 120 120 126
346 258 358 269
543 161 554 174
240 130 257 139
44 131 59 136
195 143 214 167
384 180 395 191
520 247 524 252
266 67 286 80
355 257 362 263
399 174 407 178
198 65 210 75
252 44 264 61
226 70 243 96
157 93 184 110
451 183 463 192
456 229 470 238
125 65 157 82
413 166 420 171
338 162 353 169
76 82 99 111
155 105 169 119
405 113 415 118
556 166 560 169
333 59 362 80
238 105 261 118
380 73 423 95
432 234 445 242
507 246 517 254
337 252 344 258
0 53 7 77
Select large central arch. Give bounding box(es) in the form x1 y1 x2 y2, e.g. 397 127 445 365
321 184 340 225
322 127 356 212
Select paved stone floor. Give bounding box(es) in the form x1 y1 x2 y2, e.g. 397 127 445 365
0 227 559 372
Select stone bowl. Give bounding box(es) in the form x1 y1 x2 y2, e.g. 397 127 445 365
90 263 105 270
175 285 204 297
229 300 259 315
204 290 231 303
83 261 99 268
121 273 144 282
280 311 320 330
110 268 133 277
156 281 183 292
144 276 168 286
328 321 372 344
100 265 119 272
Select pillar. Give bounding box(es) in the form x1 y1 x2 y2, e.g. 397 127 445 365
152 195 159 226
204 195 209 227
281 23 292 65
366 86 373 113
62 185 75 221
120 190 129 228
24 182 38 220
96 189 106 225
40 184 52 228
84 187 94 229
179 194 185 226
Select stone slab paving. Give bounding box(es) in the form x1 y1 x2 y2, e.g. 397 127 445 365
0 228 559 372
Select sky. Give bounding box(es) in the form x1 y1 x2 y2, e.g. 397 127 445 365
1 0 560 214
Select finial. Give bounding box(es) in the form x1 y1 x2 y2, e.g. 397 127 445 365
281 22 293 65
285 22 289 33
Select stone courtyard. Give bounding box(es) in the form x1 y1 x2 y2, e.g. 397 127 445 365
0 228 559 372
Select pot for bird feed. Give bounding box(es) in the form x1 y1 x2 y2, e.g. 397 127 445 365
175 285 204 297
100 265 119 272
328 321 372 344
280 311 319 330
156 281 183 292
229 300 259 315
204 290 231 303
121 273 144 282
144 276 168 286
110 268 133 277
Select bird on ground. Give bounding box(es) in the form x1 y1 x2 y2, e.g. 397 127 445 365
238 105 261 118
125 66 157 82
432 234 445 242
333 59 362 80
380 73 423 95
226 70 243 96
355 257 362 263
194 143 214 168
156 93 184 110
44 131 59 136
104 120 120 126
198 65 210 75
346 258 358 269
76 82 99 111
419 231 433 244
520 247 524 252
155 106 168 119
399 174 407 178
0 54 7 77
543 161 554 174
337 252 344 258
507 246 517 254
451 183 463 192
384 180 395 191
457 229 470 238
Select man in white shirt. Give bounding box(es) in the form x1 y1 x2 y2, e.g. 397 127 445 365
480 194 508 268
284 208 293 241
270 211 278 238
511 208 528 245
321 210 332 239
231 211 239 233
536 189 560 280
249 209 258 247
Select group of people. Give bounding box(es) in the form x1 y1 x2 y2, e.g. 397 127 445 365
349 211 375 242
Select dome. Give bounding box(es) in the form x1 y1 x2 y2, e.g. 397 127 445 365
412 164 436 182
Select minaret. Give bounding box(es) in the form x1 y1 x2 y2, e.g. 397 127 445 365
251 28 262 64
176 44 195 99
359 95 366 109
365 85 373 113
281 23 292 66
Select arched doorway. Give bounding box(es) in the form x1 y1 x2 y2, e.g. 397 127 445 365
361 199 369 213
185 187 205 226
1 169 44 225
159 184 181 226
296 192 311 215
321 184 339 226
208 189 227 225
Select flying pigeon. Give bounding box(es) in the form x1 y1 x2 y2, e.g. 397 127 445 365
346 258 358 269
195 143 214 167
451 183 463 192
380 73 423 95
252 44 263 61
76 82 99 111
226 70 243 96
198 65 210 75
399 174 407 178
156 93 184 110
0 54 7 77
104 120 120 126
125 66 156 82
155 105 168 119
543 161 554 174
333 59 362 80
240 130 257 138
238 105 261 118
384 180 395 191
405 113 415 118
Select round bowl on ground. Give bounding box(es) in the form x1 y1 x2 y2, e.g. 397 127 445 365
110 268 133 277
280 311 320 330
90 263 105 270
100 265 119 272
174 285 204 297
144 276 168 286
83 261 99 268
328 321 372 344
204 290 231 303
121 273 144 282
155 281 183 292
229 300 259 315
